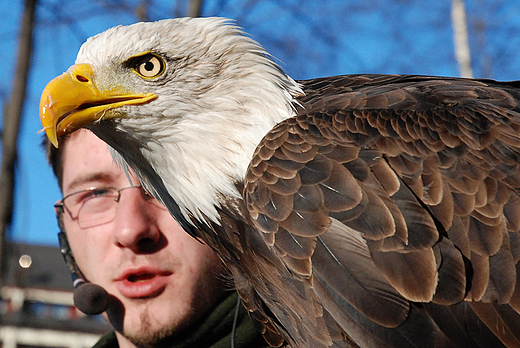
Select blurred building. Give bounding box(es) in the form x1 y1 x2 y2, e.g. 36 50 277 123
1 242 111 348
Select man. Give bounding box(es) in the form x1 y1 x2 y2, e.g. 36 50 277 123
46 129 269 348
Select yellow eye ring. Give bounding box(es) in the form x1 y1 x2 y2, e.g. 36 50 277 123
131 53 165 79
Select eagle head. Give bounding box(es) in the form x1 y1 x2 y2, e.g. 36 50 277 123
40 17 303 227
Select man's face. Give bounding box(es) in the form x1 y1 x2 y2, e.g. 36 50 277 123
60 130 225 347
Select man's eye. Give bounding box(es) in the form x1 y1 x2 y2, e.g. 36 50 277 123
141 187 155 200
91 188 112 197
79 188 112 202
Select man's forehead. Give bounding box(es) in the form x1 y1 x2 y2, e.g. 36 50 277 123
61 130 138 193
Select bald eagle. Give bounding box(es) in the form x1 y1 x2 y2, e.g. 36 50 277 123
41 17 520 348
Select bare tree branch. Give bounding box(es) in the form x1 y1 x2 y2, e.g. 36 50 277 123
0 0 37 285
188 0 203 18
136 0 149 21
452 0 473 77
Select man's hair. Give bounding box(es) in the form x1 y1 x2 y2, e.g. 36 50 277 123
42 135 69 190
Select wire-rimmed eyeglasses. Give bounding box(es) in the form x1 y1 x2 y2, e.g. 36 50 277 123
54 185 166 229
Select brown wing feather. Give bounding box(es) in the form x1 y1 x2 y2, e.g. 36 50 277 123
244 74 520 347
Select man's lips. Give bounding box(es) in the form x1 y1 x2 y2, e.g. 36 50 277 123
115 267 173 299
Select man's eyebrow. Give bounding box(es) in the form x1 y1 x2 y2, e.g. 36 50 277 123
66 172 116 193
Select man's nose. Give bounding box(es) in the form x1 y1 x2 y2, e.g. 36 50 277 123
111 187 162 253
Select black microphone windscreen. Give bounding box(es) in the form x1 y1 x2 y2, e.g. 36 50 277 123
73 282 110 315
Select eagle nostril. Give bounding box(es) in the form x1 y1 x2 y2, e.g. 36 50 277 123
76 74 89 83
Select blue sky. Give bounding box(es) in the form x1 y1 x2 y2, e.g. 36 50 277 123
2 0 520 246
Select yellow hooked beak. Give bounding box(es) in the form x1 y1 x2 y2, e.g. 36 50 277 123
40 63 157 147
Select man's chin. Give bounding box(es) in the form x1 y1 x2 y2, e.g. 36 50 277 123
123 326 176 348
112 299 198 348
121 312 201 348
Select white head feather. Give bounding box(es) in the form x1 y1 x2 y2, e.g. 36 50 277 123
75 17 303 225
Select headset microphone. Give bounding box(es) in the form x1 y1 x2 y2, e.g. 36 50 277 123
58 231 110 315
72 279 110 315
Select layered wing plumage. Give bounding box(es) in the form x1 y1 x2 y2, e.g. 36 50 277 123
244 74 520 347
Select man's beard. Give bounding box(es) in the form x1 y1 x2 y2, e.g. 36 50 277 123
123 305 196 348
120 266 229 348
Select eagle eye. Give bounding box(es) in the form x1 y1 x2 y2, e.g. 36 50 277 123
132 54 165 78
